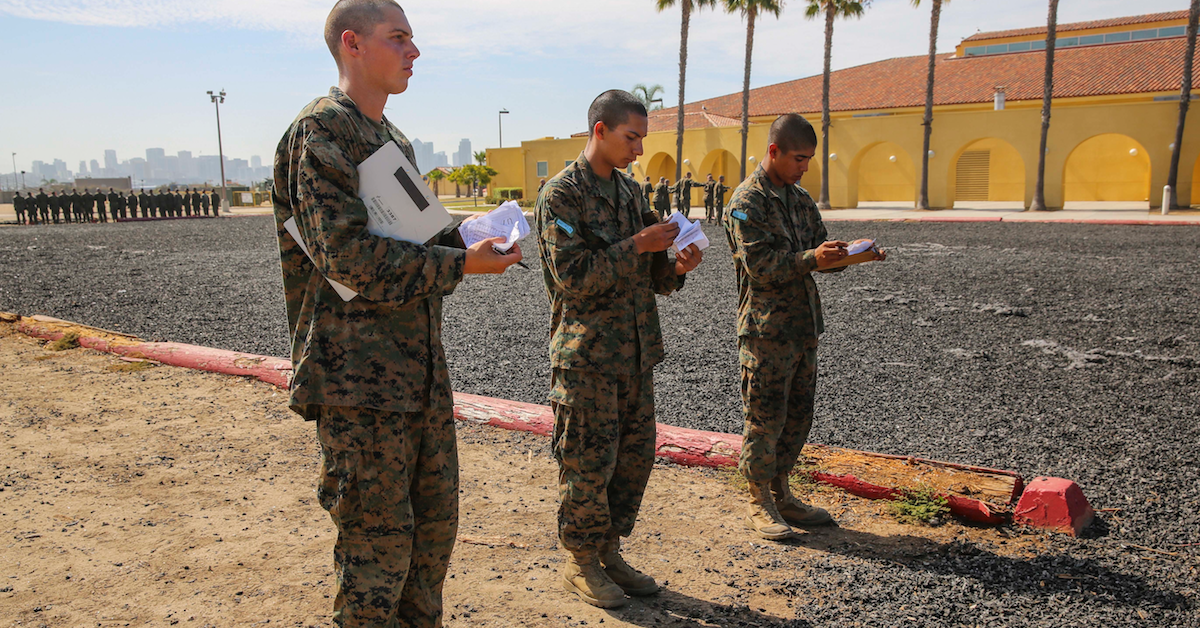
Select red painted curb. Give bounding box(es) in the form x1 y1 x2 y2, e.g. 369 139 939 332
12 314 1027 526
1013 476 1095 536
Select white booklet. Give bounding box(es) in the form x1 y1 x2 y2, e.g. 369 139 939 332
667 210 710 255
457 201 530 252
283 141 453 303
358 141 452 244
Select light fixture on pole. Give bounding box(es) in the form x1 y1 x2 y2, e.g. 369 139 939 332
650 98 663 111
207 90 229 215
498 109 509 148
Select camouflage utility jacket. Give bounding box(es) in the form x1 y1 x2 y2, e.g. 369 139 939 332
273 87 465 417
723 166 834 341
535 153 685 377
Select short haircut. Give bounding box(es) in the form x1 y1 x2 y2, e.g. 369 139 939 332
325 0 404 67
588 90 647 137
769 114 818 153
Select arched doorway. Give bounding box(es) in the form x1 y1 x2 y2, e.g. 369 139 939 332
950 138 1026 208
1064 134 1150 204
646 153 677 187
854 142 915 205
1191 155 1200 207
699 149 738 207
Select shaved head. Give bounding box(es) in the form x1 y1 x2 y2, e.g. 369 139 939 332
324 0 405 68
769 113 818 154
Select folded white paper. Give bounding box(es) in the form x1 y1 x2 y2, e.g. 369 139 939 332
283 217 359 302
457 201 530 252
667 211 710 255
847 239 876 255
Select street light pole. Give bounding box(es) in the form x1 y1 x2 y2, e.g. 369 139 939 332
499 109 509 148
207 90 228 215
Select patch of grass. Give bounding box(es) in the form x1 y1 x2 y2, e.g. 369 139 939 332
46 331 81 351
106 360 157 373
717 466 749 493
888 485 950 526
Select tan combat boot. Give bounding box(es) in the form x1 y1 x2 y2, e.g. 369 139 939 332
601 539 659 596
745 481 795 541
770 475 833 527
562 552 627 608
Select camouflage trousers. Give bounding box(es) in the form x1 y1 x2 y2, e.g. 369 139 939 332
704 199 715 221
549 368 657 557
314 390 458 628
738 335 819 485
714 201 725 224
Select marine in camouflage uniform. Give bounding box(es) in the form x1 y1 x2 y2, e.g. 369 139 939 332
641 176 653 210
724 119 860 540
653 177 671 219
127 191 139 219
13 192 26 225
210 190 221 215
714 176 730 224
537 142 694 607
702 175 716 223
275 86 470 628
36 189 50 224
201 191 211 216
671 172 697 216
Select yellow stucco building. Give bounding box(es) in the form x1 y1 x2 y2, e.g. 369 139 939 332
488 10 1198 210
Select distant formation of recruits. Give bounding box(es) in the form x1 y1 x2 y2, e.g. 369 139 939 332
642 173 730 224
10 187 222 225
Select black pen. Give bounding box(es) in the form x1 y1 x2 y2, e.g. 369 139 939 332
493 245 530 269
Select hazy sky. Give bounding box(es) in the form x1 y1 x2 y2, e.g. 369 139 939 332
0 0 1186 173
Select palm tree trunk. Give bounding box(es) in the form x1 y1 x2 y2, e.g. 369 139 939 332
1168 0 1200 210
675 1 692 184
818 2 835 210
1031 0 1058 211
916 0 941 210
739 6 757 181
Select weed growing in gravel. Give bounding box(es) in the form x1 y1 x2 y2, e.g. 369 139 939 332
888 485 949 526
106 361 156 373
46 331 81 351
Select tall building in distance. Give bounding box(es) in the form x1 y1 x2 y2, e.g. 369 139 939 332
453 139 472 168
411 138 436 174
104 150 118 175
78 161 88 177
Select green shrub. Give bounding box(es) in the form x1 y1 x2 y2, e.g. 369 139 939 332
888 485 950 526
496 187 524 200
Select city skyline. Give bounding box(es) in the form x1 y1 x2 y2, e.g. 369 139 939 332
5 146 270 190
1 0 1176 183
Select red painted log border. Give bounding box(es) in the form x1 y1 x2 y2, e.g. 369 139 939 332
12 313 1021 525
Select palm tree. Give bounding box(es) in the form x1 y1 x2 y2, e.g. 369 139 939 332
426 168 445 196
805 0 869 209
1168 0 1200 210
725 0 783 180
657 0 717 183
1030 0 1059 212
632 83 666 111
473 150 488 166
911 0 946 210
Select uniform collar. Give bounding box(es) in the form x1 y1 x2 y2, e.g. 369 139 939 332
328 86 390 145
753 165 790 204
574 152 633 210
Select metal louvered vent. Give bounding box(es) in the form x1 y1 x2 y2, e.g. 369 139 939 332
956 151 991 201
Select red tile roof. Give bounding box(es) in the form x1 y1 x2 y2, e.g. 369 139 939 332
647 110 741 133
656 37 1188 119
963 10 1187 42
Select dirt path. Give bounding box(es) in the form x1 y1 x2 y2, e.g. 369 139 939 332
0 325 1038 627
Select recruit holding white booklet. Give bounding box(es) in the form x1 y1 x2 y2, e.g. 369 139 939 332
457 200 530 252
666 211 710 255
283 141 453 302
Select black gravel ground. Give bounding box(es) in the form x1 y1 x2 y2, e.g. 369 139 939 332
2 216 1198 626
